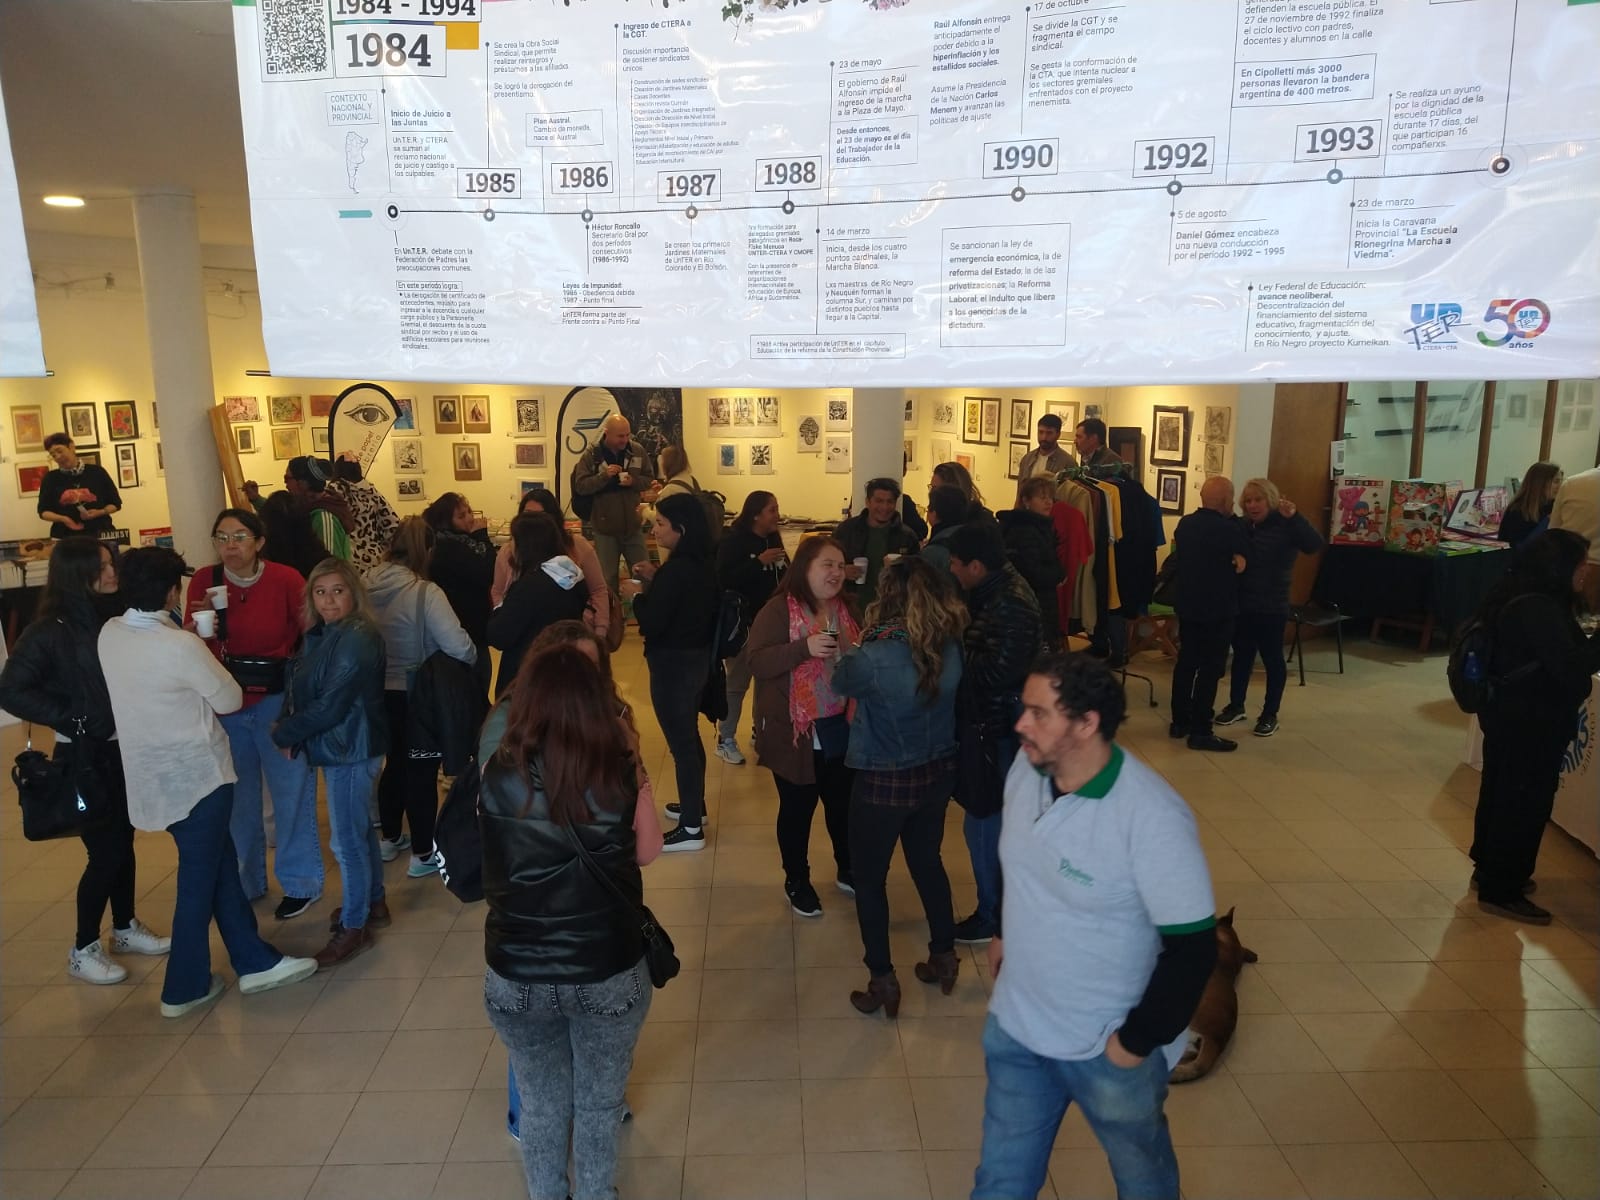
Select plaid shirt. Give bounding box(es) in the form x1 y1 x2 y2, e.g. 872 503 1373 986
855 754 957 808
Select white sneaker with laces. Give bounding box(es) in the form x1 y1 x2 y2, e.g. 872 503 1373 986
380 833 411 862
112 919 172 956
408 851 442 878
69 941 129 985
238 955 318 996
714 738 746 766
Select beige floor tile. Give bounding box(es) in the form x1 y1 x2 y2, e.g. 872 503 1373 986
804 1149 931 1199
57 1167 197 1199
1176 1144 1307 1199
1215 880 1300 920
1450 1068 1600 1140
1528 958 1600 1009
631 1020 698 1084
1390 845 1477 881
1295 1012 1435 1071
1234 967 1287 1015
0 1169 74 1200
1357 819 1458 850
1220 1012 1335 1074
897 1016 986 1078
696 967 797 1022
427 1158 527 1200
1271 881 1385 920
907 1077 987 1151
1495 1009 1600 1069
1254 962 1385 1013
615 1155 684 1199
1513 1137 1600 1200
34 1034 185 1097
1442 960 1586 1010
444 1088 517 1163
398 977 491 1031
617 1081 692 1159
1208 818 1307 851
1317 846 1422 882
1 1036 82 1099
1344 1069 1500 1141
1234 1073 1386 1143
1399 1139 1561 1198
326 1088 469 1164
802 1078 921 1153
1 983 130 1039
1306 918 1430 962
255 1031 391 1094
1348 960 1483 1011
366 1028 492 1092
175 1166 317 1200
706 885 792 927
693 1018 799 1081
703 922 794 971
647 969 703 1023
0 1095 135 1170
1400 1009 1542 1069
1281 1142 1433 1199
1280 818 1377 850
680 1153 804 1200
297 977 419 1034
328 932 446 981
307 1164 439 1200
685 1079 803 1158
1166 1073 1273 1145
795 1015 906 1079
647 887 712 928
1354 879 1465 919
1229 919 1337 963
206 1091 357 1167
1238 848 1343 883
427 931 487 977
197 973 329 1035
145 1033 288 1094
1556 1066 1600 1113
1048 1147 1115 1199
85 1092 246 1168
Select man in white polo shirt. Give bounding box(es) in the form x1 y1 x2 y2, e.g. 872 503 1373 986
973 654 1217 1200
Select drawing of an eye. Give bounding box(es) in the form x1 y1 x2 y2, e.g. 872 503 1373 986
342 403 389 427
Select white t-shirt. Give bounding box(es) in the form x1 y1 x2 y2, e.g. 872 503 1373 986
1551 467 1600 565
989 744 1215 1068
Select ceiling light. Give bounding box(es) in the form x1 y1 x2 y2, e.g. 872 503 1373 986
42 195 85 208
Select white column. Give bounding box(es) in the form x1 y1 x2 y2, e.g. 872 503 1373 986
1232 382 1275 484
133 193 223 564
850 388 906 508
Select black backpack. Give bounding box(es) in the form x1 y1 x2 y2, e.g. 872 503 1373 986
569 456 595 522
1446 593 1540 714
433 761 483 903
687 476 727 545
712 589 749 660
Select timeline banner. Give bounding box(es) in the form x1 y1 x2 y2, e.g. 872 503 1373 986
0 83 45 379
233 0 1600 386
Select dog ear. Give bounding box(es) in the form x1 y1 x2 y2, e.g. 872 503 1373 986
1219 906 1236 926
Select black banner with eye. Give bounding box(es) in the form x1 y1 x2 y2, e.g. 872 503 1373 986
327 383 400 476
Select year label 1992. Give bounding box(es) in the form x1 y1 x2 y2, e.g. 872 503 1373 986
657 170 721 203
549 162 615 194
456 168 521 200
333 25 446 77
982 139 1059 179
754 157 822 191
1131 137 1215 177
1294 121 1383 161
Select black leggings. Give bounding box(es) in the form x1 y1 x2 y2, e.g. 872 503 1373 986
850 770 956 976
64 743 137 949
772 751 853 883
379 690 441 857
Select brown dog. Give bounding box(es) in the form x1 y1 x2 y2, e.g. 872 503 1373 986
1169 908 1256 1084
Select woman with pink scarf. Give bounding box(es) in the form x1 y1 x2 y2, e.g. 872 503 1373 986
747 536 859 918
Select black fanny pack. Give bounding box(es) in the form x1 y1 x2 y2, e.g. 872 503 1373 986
223 655 288 696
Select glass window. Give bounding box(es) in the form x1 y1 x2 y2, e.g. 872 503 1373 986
1419 384 1480 486
1485 380 1549 490
1549 379 1599 477
1342 381 1417 480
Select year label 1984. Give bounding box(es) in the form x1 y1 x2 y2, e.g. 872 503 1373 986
1131 137 1215 177
334 25 446 77
549 162 615 194
982 139 1059 179
456 169 521 200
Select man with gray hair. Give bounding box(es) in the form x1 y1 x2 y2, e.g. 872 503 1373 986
1169 477 1251 752
570 415 657 594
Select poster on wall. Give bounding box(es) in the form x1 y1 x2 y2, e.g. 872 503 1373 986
515 396 544 436
931 399 957 434
232 2 1600 387
0 86 44 378
825 436 852 474
825 394 851 432
796 413 823 453
749 443 775 475
717 443 739 474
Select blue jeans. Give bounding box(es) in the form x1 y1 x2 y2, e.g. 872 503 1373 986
593 527 648 597
973 1015 1178 1200
324 759 386 930
221 693 322 899
963 733 1015 929
163 785 284 1006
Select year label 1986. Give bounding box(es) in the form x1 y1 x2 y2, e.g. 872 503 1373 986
754 157 822 191
1294 121 1383 161
334 25 446 77
657 170 721 203
982 139 1059 179
1131 137 1215 177
456 168 521 200
549 162 615 194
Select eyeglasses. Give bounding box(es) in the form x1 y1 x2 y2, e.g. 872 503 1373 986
212 533 257 546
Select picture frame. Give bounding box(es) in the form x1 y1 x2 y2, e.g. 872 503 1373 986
825 393 851 431
903 395 918 429
1084 403 1103 422
515 396 544 435
222 395 260 423
434 395 463 434
755 395 780 430
717 443 739 473
1506 392 1528 420
1155 469 1186 514
955 452 975 473
393 396 416 432
1150 406 1191 467
796 413 822 453
271 427 302 460
1009 399 1033 439
708 396 731 428
732 396 754 429
395 477 425 499
514 442 547 469
115 443 140 489
311 426 331 454
268 395 304 426
963 396 1002 446
393 439 424 473
61 402 99 449
105 401 140 442
309 394 335 419
1045 400 1079 432
519 479 550 499
931 398 957 433
1007 440 1029 479
156 442 165 477
234 426 258 455
903 437 917 471
1109 426 1143 469
16 461 49 497
824 436 852 474
1203 405 1231 445
981 398 1002 446
78 452 100 467
152 402 159 431
463 394 491 434
749 443 775 475
931 437 952 466
453 442 483 481
1203 441 1225 477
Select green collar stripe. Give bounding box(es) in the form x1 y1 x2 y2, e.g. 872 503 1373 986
1158 916 1218 936
1075 744 1125 799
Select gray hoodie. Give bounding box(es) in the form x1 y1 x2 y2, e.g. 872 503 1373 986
364 562 477 692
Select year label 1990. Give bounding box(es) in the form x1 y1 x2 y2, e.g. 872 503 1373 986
456 168 521 200
754 157 822 191
657 170 721 203
549 162 615 194
1294 121 1383 161
982 139 1060 179
1131 137 1215 177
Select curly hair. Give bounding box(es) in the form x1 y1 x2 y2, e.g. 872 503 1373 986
863 558 969 697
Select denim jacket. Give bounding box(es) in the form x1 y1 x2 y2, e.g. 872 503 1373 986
833 634 963 771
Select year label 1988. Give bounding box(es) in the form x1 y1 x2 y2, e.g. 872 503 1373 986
334 25 446 77
549 162 615 194
456 168 521 200
754 157 822 192
657 170 721 203
1294 121 1383 161
982 139 1059 179
1131 137 1215 177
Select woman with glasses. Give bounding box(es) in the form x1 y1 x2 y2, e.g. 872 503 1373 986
184 509 323 921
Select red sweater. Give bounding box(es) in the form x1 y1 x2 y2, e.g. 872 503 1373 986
185 561 306 707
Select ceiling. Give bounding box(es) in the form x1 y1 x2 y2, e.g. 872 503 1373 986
1 0 257 248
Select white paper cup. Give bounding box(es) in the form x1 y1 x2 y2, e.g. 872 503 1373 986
193 610 217 638
206 585 229 611
883 553 902 565
853 557 868 575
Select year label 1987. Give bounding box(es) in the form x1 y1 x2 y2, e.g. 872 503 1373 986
657 170 721 203
1131 137 1215 177
754 157 822 192
549 162 615 194
334 25 446 77
456 168 521 200
982 139 1059 179
1294 121 1383 161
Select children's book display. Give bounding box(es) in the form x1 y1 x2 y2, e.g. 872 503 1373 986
1442 486 1509 544
1331 478 1387 545
1384 480 1448 554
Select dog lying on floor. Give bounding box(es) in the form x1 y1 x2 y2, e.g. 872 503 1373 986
1169 908 1256 1083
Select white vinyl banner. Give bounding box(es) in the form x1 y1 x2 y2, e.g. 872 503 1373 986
0 83 45 379
232 0 1600 387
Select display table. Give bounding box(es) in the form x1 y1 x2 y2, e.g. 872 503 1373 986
1317 543 1510 648
1462 674 1600 856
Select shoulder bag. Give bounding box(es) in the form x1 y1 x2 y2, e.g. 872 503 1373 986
12 722 110 842
211 566 289 695
563 821 679 988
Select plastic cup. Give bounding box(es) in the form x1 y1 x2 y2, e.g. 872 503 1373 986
193 610 216 638
206 585 229 611
883 553 902 565
853 556 868 576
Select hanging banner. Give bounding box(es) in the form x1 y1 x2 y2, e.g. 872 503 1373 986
0 82 45 378
232 0 1600 386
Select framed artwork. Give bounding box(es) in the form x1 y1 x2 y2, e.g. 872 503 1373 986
115 443 140 489
796 413 822 453
1009 399 1033 439
514 442 547 468
61 402 99 449
1203 441 1225 476
1203 405 1231 444
1150 406 1191 467
105 401 140 442
1084 403 1103 422
931 437 952 466
234 426 258 455
1155 469 1186 514
1045 400 1079 431
981 398 1001 445
749 443 775 475
1007 440 1029 479
1109 426 1143 470
1506 392 1528 420
395 478 425 499
755 395 780 430
519 479 550 499
223 395 260 423
931 398 957 433
309 394 336 418
903 395 918 429
732 396 754 430
708 396 731 428
824 436 852 473
955 452 975 473
271 427 302 460
463 394 491 434
515 396 544 435
269 395 305 426
393 396 416 431
434 395 463 434
717 443 739 473
16 461 49 497
825 393 851 431
78 452 100 467
903 437 917 471
311 426 331 454
393 439 424 473
156 442 165 476
152 402 159 430
453 442 483 481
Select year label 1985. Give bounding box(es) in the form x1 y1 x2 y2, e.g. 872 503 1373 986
549 162 615 194
334 25 446 77
982 139 1059 179
754 157 822 192
1294 121 1383 161
657 170 721 203
1131 137 1215 177
456 168 521 200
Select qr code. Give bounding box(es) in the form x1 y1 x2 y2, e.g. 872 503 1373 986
259 0 332 80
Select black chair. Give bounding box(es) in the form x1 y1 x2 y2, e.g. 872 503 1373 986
1286 602 1351 685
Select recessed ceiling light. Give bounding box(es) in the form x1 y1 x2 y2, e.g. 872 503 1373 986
42 195 85 208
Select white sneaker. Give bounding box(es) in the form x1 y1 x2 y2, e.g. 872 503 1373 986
68 941 128 985
379 833 411 863
112 919 172 956
714 738 746 766
238 955 318 995
161 973 225 1018
408 851 442 878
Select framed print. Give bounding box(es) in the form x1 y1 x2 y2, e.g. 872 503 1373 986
463 394 491 434
156 442 165 476
962 396 982 443
519 479 550 499
104 401 140 442
825 393 851 431
16 461 49 497
903 394 918 429
453 442 483 481
756 394 780 431
269 394 304 426
514 442 547 469
931 398 957 433
931 437 952 466
311 426 331 454
1007 440 1029 479
1045 400 1079 431
78 452 100 467
824 436 852 473
732 396 754 430
395 477 425 500
717 443 739 474
152 402 159 430
61 403 99 448
393 439 424 473
1506 392 1528 420
393 396 416 431
1009 399 1033 439
271 427 302 460
708 396 731 428
955 452 975 473
515 395 544 435
980 398 1002 446
1109 426 1143 470
1203 405 1231 444
223 395 260 423
309 394 336 418
234 426 258 455
1150 406 1191 467
1084 403 1103 422
1155 469 1186 514
1203 441 1225 476
903 437 917 471
115 443 140 489
434 395 463 434
749 443 775 475
796 413 822 453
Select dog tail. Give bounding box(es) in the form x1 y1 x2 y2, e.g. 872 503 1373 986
1168 1034 1220 1084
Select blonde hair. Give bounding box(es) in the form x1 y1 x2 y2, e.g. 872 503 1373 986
1239 477 1281 510
1509 461 1562 521
659 444 689 478
386 516 434 580
863 558 969 697
301 557 372 630
932 461 984 507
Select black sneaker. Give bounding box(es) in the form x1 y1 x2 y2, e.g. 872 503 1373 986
1187 734 1239 753
274 894 318 921
1477 896 1552 926
1168 722 1190 740
1215 704 1247 727
1470 870 1537 895
661 825 705 853
953 913 997 945
663 802 681 819
785 879 822 918
1253 716 1279 738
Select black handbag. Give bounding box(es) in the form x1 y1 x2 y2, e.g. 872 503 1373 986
434 761 484 903
564 822 680 989
11 725 110 842
954 722 1007 819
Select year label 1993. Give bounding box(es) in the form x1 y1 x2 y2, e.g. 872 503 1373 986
982 139 1059 179
549 162 615 194
1294 121 1383 161
1131 137 1215 177
456 168 522 200
754 157 822 191
657 170 721 203
333 25 446 77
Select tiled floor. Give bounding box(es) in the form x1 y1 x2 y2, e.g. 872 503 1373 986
2 637 1597 1199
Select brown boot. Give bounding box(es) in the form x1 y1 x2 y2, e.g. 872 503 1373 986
913 950 961 995
329 899 391 931
849 972 901 1019
315 924 374 968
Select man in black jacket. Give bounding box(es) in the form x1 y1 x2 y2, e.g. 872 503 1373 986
833 477 922 607
1170 477 1251 752
949 523 1043 944
998 477 1065 644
